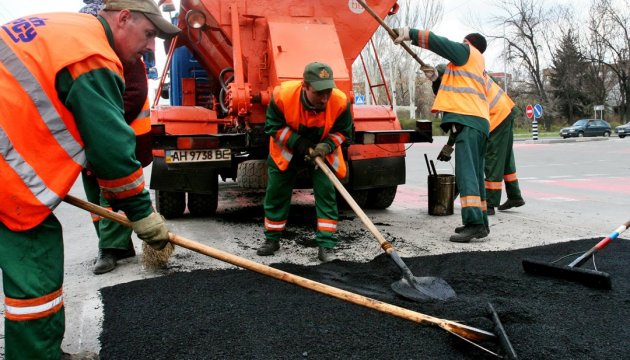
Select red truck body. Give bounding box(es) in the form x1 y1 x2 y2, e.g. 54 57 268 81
150 0 432 218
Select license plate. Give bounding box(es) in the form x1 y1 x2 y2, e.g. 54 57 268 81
166 149 231 164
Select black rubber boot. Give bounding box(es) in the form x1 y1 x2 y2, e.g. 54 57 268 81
61 351 99 360
449 224 488 243
93 249 117 274
455 224 490 234
487 206 495 215
256 240 280 256
318 247 336 262
113 241 136 260
498 198 525 211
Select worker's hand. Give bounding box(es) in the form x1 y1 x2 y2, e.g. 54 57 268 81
294 136 315 157
437 144 454 162
306 142 332 162
392 27 410 44
131 212 169 250
421 65 438 82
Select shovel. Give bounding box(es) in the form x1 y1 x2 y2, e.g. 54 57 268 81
63 194 518 357
311 156 456 302
522 219 630 289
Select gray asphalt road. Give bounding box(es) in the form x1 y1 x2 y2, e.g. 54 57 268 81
1 136 628 356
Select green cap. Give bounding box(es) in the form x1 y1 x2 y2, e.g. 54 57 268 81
104 0 181 39
303 62 336 91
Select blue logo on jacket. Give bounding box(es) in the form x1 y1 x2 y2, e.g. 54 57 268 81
2 17 47 43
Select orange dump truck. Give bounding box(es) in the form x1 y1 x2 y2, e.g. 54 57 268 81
150 0 432 218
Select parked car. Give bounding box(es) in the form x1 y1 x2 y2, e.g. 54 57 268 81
559 119 612 138
615 123 630 138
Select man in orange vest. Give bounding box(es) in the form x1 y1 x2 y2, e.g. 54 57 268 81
484 76 525 214
0 1 179 359
80 0 155 275
257 62 353 262
393 29 490 243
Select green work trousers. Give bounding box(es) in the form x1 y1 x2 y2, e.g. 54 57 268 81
264 162 338 248
0 215 65 360
81 171 133 250
485 114 523 207
454 125 488 227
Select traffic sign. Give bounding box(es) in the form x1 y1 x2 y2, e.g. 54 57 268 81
526 104 533 119
354 94 365 105
534 103 543 119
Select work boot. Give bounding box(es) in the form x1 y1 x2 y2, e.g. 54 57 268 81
61 351 99 360
93 249 117 275
455 224 490 234
112 241 136 260
487 206 495 215
498 198 525 211
256 240 280 256
449 224 488 243
318 247 336 262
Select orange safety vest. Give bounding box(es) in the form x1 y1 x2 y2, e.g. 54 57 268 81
268 81 348 178
432 46 489 121
130 97 151 136
0 13 124 230
486 76 515 132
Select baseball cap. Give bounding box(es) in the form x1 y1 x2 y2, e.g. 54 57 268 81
303 62 336 91
104 0 180 39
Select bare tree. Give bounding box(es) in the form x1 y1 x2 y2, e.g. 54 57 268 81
352 0 443 116
488 0 553 103
588 0 630 122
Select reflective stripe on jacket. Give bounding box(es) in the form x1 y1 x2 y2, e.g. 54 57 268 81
0 13 123 230
268 81 348 178
486 76 515 132
432 46 489 121
130 97 151 136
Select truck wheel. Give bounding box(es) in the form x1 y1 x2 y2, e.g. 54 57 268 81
237 160 268 189
155 190 185 219
337 189 368 209
188 192 218 217
366 186 398 209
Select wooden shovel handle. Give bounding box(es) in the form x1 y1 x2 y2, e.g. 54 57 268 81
63 194 495 342
356 0 427 67
313 156 392 252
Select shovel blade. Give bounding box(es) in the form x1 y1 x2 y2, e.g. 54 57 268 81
391 276 457 301
522 259 612 289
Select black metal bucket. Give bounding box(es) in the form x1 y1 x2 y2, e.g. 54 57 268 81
428 174 455 216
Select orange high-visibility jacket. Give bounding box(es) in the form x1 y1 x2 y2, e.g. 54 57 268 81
486 76 515 132
432 46 489 121
268 81 348 178
0 13 124 230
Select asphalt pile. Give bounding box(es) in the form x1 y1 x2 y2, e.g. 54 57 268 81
100 237 630 359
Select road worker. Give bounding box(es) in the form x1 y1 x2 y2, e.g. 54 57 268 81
257 62 353 262
80 0 155 275
483 76 526 214
0 0 179 358
392 28 490 243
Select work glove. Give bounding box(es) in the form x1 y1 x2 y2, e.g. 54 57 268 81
293 136 315 157
437 144 454 162
392 27 411 45
131 212 169 250
305 142 332 162
421 65 438 82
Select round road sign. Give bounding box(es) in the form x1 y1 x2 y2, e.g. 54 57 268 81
526 104 534 119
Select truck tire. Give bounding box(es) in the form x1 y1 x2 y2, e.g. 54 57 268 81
188 192 218 217
155 190 186 219
337 189 368 210
366 186 397 209
237 160 268 189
